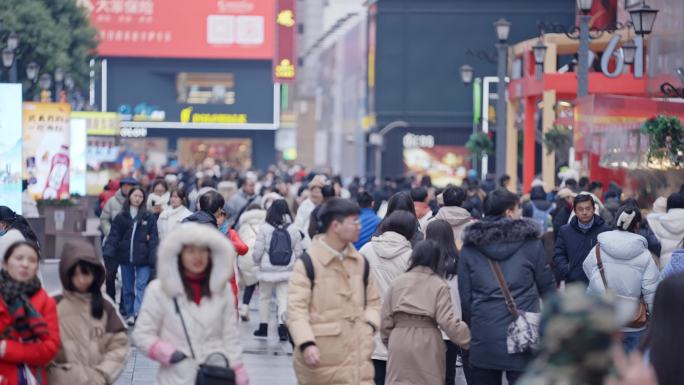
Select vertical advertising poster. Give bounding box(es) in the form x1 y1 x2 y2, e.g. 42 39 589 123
71 111 121 195
0 84 23 213
22 102 72 200
69 118 88 196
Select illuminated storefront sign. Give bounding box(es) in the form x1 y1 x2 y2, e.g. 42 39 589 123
180 107 248 124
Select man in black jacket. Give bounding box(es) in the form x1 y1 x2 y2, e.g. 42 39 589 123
553 193 611 284
459 188 556 385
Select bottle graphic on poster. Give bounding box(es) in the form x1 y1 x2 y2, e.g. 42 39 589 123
43 145 70 199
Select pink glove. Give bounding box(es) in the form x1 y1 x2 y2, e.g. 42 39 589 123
232 363 249 385
148 339 177 366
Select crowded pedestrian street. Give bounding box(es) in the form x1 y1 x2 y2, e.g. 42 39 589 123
2 1 684 385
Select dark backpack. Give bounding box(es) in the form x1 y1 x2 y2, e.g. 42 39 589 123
268 224 293 266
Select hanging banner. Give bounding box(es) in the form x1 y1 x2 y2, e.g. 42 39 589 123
0 84 23 213
273 0 296 82
22 102 72 200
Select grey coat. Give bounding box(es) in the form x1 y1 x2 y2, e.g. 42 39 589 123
459 217 556 372
226 189 261 227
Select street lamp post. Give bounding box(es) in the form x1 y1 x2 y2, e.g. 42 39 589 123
577 0 593 98
370 120 409 181
39 73 52 102
460 64 479 173
493 18 510 179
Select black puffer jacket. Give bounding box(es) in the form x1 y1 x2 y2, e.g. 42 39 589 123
459 217 556 371
553 215 611 283
103 209 159 266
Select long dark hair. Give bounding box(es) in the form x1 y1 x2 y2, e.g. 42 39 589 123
425 219 458 279
0 206 40 249
386 191 416 217
266 199 293 227
407 240 447 277
122 185 147 221
379 210 416 241
178 249 213 302
66 260 105 319
641 274 684 385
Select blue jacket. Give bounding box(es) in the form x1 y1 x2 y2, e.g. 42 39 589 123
459 217 556 371
553 215 611 283
354 208 381 250
104 209 159 267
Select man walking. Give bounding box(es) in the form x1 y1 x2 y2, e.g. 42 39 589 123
100 176 137 240
288 198 381 385
226 177 261 228
354 191 381 250
554 193 611 284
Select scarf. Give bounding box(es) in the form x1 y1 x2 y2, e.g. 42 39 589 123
0 270 48 342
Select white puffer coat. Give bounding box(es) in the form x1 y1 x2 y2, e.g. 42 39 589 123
252 222 304 282
132 223 243 385
359 231 412 361
236 209 265 286
157 205 192 240
583 230 660 331
647 208 684 269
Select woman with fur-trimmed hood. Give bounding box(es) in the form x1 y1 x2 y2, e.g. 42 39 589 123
48 240 129 385
132 223 249 385
459 188 556 384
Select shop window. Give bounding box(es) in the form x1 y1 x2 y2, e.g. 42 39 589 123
176 72 236 105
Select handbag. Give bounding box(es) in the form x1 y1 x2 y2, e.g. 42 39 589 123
486 259 540 354
595 244 648 328
173 298 236 385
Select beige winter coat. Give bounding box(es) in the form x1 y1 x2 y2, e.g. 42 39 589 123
381 266 471 385
236 209 265 286
48 240 129 385
287 236 382 385
359 231 412 361
132 223 243 385
430 206 473 249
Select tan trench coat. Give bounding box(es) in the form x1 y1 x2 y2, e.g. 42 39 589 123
287 236 382 385
381 266 471 385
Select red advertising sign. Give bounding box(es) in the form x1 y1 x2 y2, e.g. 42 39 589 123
80 0 275 59
273 0 296 82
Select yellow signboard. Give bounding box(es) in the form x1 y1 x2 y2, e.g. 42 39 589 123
71 111 120 136
180 107 248 124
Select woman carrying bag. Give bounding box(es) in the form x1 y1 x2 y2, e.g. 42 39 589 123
132 222 249 385
583 203 660 352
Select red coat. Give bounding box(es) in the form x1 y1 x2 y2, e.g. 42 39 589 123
226 229 248 309
0 289 60 385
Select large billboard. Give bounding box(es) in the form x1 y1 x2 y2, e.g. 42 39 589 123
0 84 23 213
81 0 275 59
22 103 72 200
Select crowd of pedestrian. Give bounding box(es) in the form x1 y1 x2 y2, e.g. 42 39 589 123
1 164 683 385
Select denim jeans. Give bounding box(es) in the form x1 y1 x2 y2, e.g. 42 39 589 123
622 330 645 353
121 264 151 316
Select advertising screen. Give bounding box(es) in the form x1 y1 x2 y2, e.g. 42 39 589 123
22 103 72 200
404 145 470 187
0 84 23 213
82 0 274 59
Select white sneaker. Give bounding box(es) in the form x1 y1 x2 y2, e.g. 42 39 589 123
126 316 135 326
239 304 250 322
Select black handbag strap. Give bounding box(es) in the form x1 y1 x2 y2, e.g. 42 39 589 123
596 242 609 290
173 297 196 360
486 259 519 319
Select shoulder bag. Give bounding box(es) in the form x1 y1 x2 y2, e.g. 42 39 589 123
487 259 540 354
595 243 648 328
173 298 236 385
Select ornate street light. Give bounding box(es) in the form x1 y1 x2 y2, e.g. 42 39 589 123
54 67 65 82
494 19 511 43
622 40 637 64
577 0 594 14
460 64 474 85
629 4 658 36
1 47 13 68
659 67 684 99
39 73 52 90
533 40 548 67
64 74 74 90
26 62 39 80
6 32 18 51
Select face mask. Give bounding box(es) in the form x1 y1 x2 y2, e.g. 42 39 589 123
0 228 7 237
